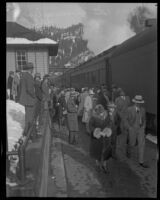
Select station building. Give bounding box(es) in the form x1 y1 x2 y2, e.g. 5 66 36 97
6 22 58 77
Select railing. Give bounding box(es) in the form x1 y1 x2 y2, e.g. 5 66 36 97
34 110 51 197
6 121 36 184
6 105 51 196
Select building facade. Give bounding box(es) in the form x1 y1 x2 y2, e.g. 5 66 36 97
6 22 58 78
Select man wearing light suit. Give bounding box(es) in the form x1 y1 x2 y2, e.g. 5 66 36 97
126 95 149 168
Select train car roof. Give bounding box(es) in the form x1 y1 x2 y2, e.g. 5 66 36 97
111 25 157 58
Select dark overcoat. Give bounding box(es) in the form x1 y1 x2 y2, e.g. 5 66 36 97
19 72 35 106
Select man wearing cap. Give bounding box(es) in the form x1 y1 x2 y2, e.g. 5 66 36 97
19 63 36 137
126 95 148 168
115 90 130 152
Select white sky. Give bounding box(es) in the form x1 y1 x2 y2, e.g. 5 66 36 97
6 3 157 28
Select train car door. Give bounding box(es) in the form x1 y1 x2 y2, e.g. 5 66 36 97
105 59 112 92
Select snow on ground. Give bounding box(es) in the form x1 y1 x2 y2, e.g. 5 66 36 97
146 134 157 144
7 100 25 152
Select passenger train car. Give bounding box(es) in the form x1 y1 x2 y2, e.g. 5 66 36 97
54 25 157 133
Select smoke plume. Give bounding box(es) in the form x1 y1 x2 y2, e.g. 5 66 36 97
80 3 157 55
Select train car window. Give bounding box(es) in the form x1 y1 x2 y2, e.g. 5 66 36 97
88 72 91 83
91 71 96 83
97 70 100 83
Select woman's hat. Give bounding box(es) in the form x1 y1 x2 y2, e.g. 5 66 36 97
107 102 117 108
70 91 76 96
132 95 144 103
43 74 50 80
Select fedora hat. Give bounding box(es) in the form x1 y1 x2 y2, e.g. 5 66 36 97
89 89 95 95
132 95 144 104
120 90 125 96
22 62 34 70
35 72 41 78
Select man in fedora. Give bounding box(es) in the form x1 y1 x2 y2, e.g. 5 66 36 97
19 62 36 137
126 95 149 168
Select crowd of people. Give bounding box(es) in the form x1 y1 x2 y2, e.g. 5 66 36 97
7 62 149 175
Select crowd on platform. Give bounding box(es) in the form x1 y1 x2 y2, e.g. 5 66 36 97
7 62 149 174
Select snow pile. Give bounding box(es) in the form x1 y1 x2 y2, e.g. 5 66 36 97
146 134 157 144
7 100 25 152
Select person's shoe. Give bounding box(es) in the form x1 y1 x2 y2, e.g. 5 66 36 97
139 162 149 168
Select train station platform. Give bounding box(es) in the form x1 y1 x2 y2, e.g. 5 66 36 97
47 120 157 198
6 113 157 197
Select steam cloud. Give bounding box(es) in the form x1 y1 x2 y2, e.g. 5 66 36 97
6 3 157 54
12 3 21 22
80 3 157 55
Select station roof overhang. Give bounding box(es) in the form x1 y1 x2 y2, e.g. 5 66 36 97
6 37 59 56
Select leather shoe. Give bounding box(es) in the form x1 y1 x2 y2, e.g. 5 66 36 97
139 163 149 168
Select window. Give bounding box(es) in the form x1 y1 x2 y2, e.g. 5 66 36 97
16 50 27 71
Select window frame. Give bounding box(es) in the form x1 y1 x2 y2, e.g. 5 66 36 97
15 50 28 71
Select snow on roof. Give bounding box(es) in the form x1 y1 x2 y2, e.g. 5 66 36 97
7 37 57 45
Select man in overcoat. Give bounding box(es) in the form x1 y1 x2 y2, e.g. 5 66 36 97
126 95 148 168
19 63 36 136
115 90 130 154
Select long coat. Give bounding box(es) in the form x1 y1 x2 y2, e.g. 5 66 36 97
89 113 112 161
115 96 130 118
126 105 146 129
97 92 109 110
82 95 93 123
19 72 35 106
7 75 13 90
41 80 50 101
67 97 79 132
77 91 88 116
